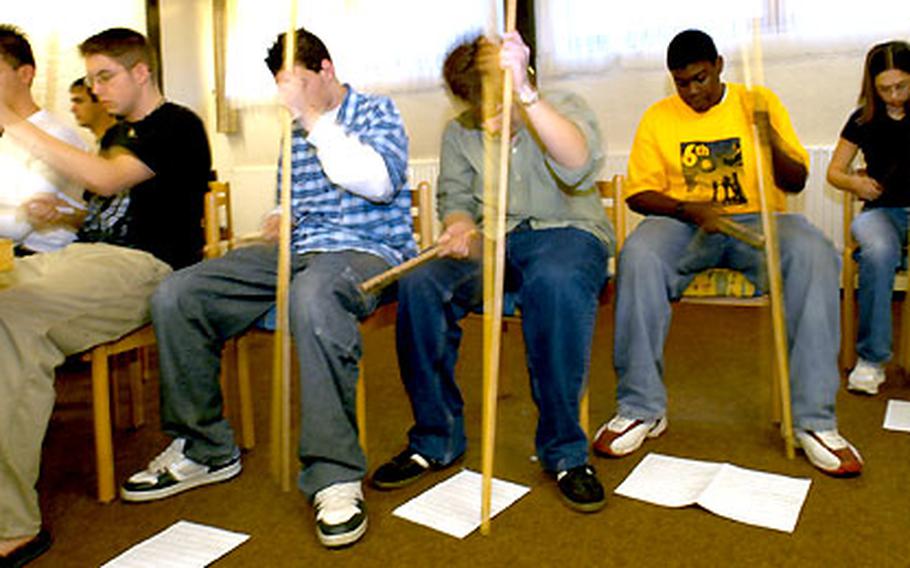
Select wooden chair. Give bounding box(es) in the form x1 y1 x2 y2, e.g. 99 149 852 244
76 180 254 503
610 174 794 456
233 181 434 468
840 192 910 372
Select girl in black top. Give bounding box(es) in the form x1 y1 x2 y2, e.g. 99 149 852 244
827 40 910 395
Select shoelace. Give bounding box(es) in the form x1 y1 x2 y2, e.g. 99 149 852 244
147 439 185 473
314 484 361 519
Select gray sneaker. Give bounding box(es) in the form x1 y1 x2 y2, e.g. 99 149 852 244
121 438 241 502
847 359 885 395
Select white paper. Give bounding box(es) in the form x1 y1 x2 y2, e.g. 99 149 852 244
615 453 811 533
883 399 910 432
392 469 530 538
697 464 812 533
101 520 249 568
614 453 723 507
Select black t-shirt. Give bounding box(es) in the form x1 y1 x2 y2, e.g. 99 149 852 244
78 102 212 269
841 107 910 208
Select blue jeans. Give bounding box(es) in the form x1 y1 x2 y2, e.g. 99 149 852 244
613 214 841 431
151 245 389 499
851 206 909 364
396 227 608 473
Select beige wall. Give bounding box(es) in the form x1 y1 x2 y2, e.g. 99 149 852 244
158 0 874 235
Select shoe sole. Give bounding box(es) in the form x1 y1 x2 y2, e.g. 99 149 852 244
846 381 880 395
317 517 367 548
559 494 606 514
371 474 426 491
371 454 463 491
796 435 863 478
121 461 242 502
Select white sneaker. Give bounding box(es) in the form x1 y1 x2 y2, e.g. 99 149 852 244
795 430 863 477
121 438 241 502
847 359 885 395
313 481 367 548
592 415 668 457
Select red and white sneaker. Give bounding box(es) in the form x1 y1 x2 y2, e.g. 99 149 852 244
592 415 667 458
796 430 863 477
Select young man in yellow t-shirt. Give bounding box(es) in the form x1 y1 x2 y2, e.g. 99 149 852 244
593 29 863 477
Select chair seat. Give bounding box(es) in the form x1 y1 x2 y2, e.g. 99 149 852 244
683 268 758 298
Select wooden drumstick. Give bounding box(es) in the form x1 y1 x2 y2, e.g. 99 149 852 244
359 245 440 294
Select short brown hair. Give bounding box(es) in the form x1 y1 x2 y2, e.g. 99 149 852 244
79 28 157 78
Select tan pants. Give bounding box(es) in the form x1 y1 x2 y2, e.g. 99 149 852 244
0 243 171 537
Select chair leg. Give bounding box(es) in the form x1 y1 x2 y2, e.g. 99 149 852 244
229 338 256 450
91 347 116 503
900 292 910 372
110 354 125 430
841 275 857 371
128 350 145 428
357 360 367 458
579 388 589 437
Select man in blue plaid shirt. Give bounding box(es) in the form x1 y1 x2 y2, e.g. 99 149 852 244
124 28 414 549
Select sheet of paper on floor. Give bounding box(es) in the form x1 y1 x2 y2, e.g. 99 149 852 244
883 399 910 432
101 520 249 568
392 469 530 538
615 453 811 533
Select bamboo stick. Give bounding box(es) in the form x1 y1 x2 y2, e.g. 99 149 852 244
743 19 795 459
270 3 297 489
480 0 517 535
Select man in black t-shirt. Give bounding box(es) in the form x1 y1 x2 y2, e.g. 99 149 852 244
0 28 210 565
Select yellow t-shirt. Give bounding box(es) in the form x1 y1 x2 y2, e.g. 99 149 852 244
626 83 808 214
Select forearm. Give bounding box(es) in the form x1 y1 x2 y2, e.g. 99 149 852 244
4 120 148 196
769 138 807 193
627 190 688 220
307 116 393 201
522 99 589 169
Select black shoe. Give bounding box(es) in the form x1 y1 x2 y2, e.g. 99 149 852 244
0 529 51 568
371 449 434 490
556 465 606 513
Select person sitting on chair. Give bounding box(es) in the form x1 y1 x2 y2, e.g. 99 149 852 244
827 40 910 396
371 31 614 513
0 27 211 566
592 29 863 478
123 28 415 549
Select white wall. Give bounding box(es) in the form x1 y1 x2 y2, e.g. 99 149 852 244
157 2 873 235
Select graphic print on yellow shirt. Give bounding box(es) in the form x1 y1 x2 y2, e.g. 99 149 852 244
680 137 747 207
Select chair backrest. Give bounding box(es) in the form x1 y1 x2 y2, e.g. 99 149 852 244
411 181 435 249
597 175 626 254
204 181 233 259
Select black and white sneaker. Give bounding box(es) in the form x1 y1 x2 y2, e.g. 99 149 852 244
121 438 241 502
313 481 367 548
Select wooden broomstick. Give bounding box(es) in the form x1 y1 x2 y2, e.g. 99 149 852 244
742 19 796 459
480 0 518 535
270 3 297 490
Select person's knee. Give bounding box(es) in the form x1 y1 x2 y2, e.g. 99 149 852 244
150 272 188 316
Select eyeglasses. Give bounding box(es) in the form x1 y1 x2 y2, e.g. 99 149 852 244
85 69 122 89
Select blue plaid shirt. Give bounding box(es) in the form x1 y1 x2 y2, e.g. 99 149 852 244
277 86 416 266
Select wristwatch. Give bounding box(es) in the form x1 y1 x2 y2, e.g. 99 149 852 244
517 83 540 107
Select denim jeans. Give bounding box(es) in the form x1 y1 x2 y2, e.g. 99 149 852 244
613 214 841 431
151 245 388 499
396 227 608 473
851 206 909 364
